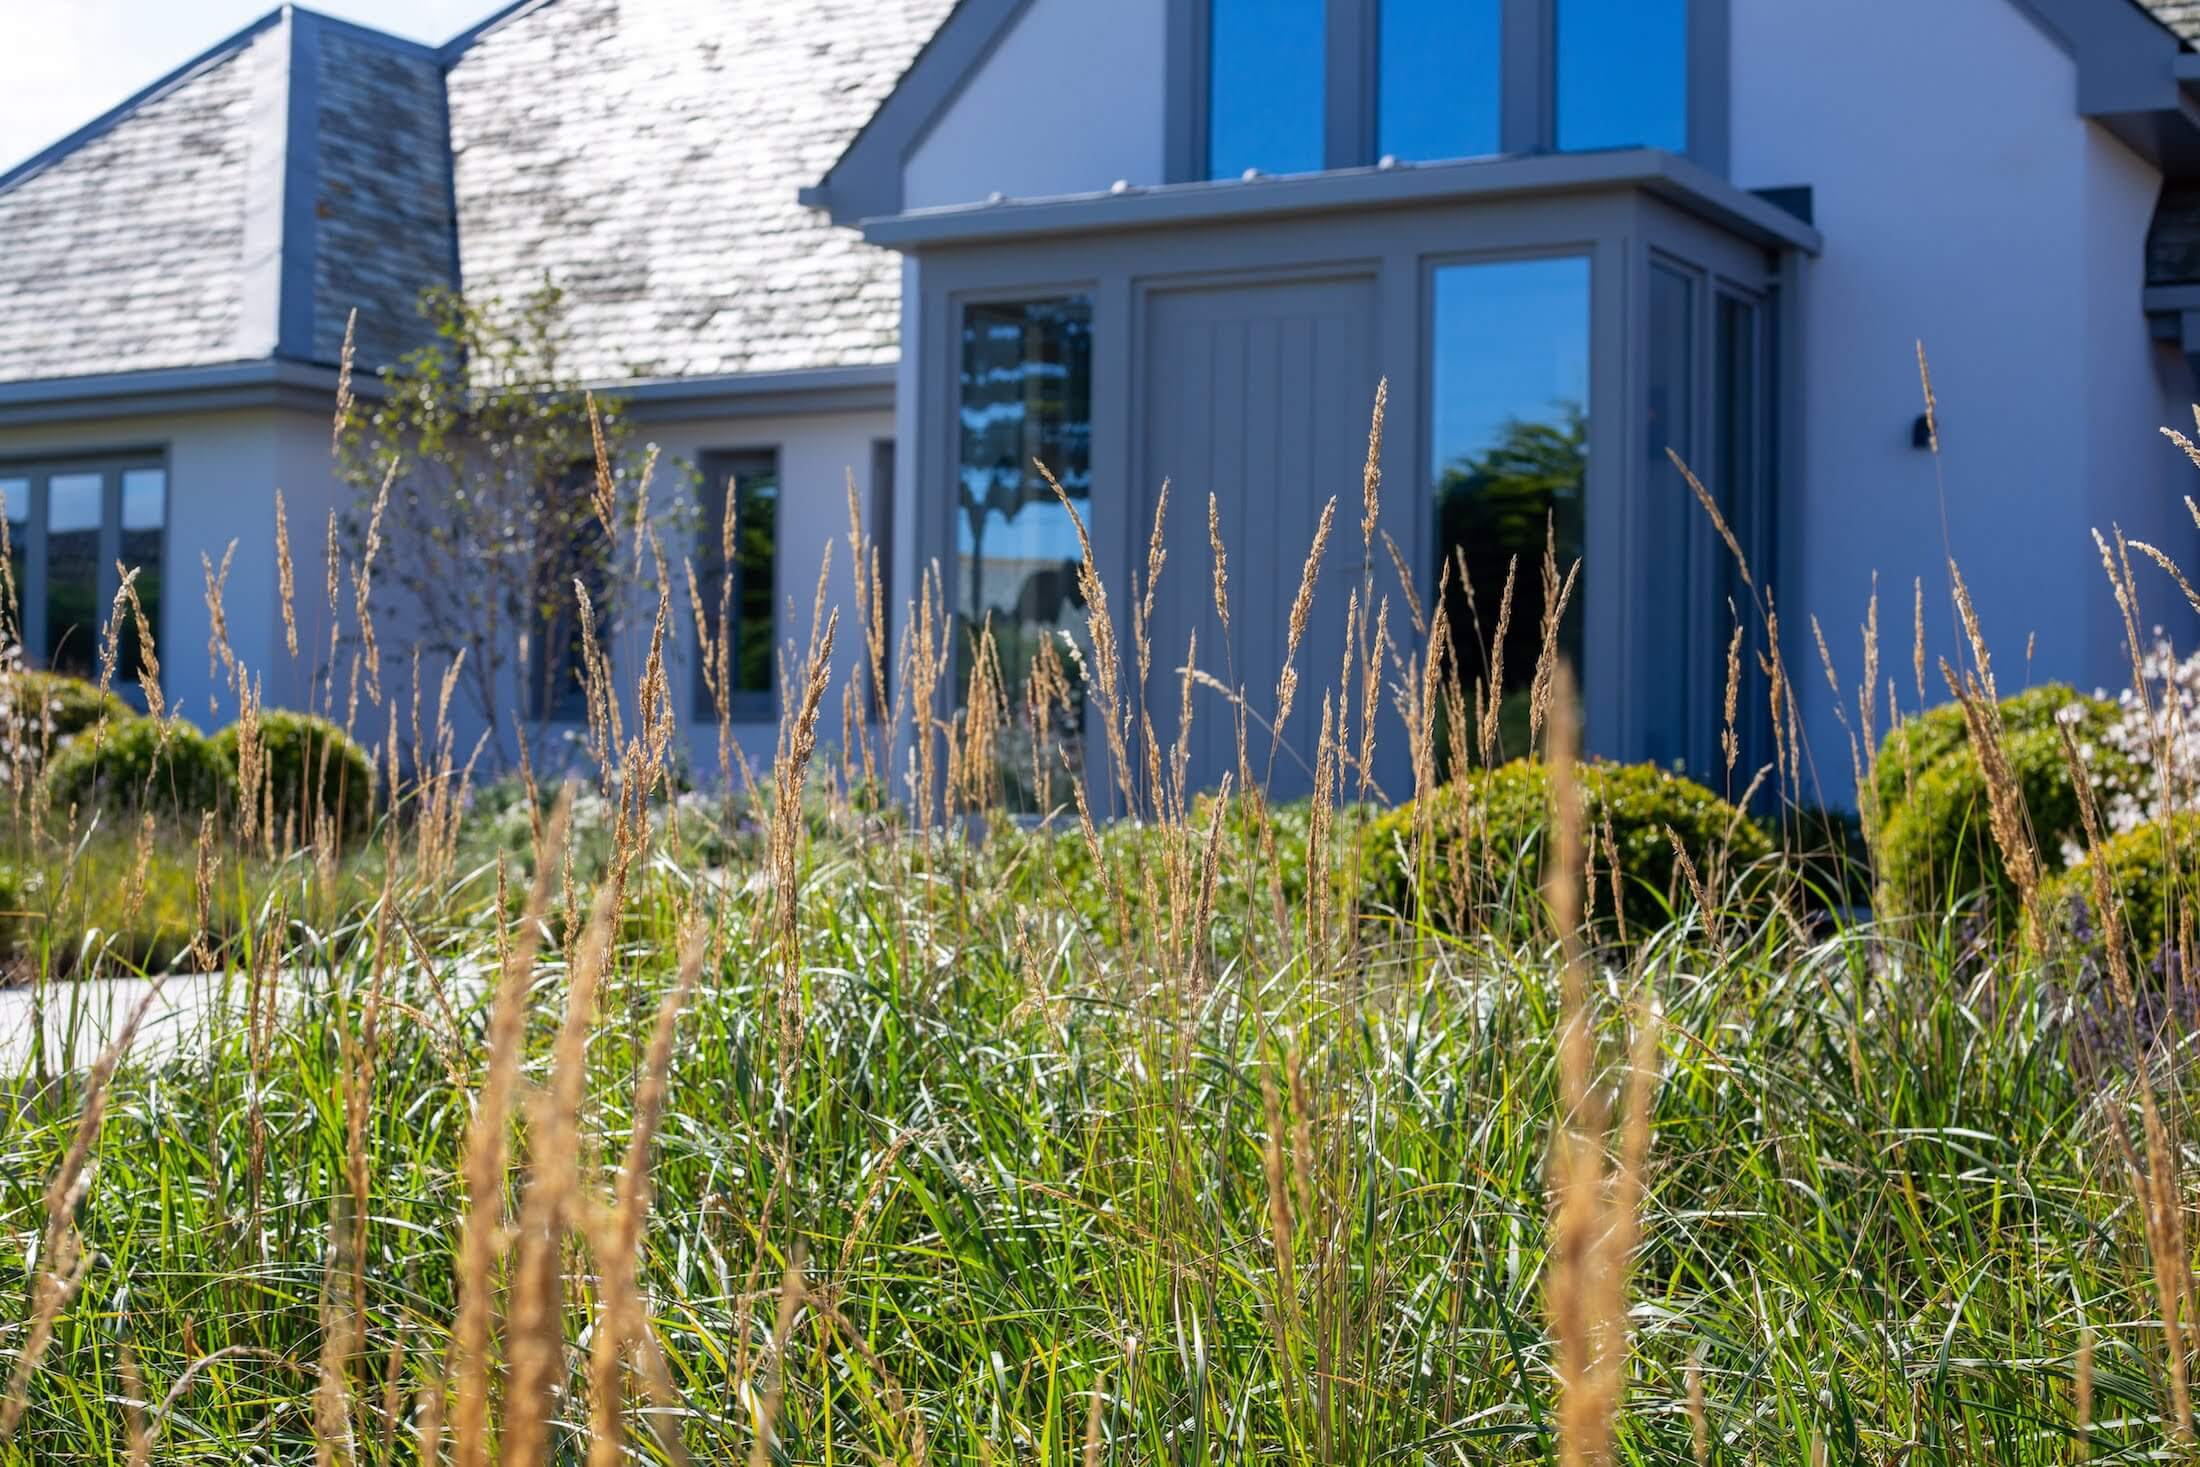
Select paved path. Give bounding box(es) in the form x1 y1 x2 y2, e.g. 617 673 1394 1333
0 973 246 1073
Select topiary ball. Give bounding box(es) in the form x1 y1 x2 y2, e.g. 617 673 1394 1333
1362 758 1773 939
1873 687 2132 919
215 711 377 848
43 716 235 826
0 669 130 749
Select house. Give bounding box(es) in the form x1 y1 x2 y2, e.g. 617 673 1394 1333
4 0 2200 811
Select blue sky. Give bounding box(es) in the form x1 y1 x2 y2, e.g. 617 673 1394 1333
0 1 509 174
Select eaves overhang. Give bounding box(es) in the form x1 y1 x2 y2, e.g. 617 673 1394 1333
857 148 1823 256
612 365 897 424
0 358 358 430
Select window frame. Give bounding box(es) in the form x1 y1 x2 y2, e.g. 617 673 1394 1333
1166 0 1727 181
692 445 782 725
0 448 169 697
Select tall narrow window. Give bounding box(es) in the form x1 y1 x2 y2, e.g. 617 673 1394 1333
1208 0 1325 178
867 439 896 711
0 478 25 632
1715 292 1770 784
527 470 611 725
118 469 164 686
956 298 1092 747
693 448 779 721
1640 262 1697 770
45 473 102 678
1429 257 1590 764
1557 0 1687 154
1378 0 1501 163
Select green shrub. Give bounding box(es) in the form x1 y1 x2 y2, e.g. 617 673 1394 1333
2046 813 2200 970
1873 687 2131 917
43 716 235 825
1362 758 1773 938
0 669 128 746
216 711 377 847
1020 792 1331 943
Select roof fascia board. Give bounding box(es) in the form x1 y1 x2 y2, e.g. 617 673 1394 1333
2004 0 2186 120
861 149 1823 254
0 7 286 196
275 12 324 361
0 356 893 429
0 359 353 429
237 12 296 361
614 365 898 423
810 0 1035 227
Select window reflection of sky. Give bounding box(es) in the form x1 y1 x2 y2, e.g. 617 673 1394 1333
1557 0 1687 153
1378 0 1500 163
48 473 101 534
1208 0 1324 178
122 468 165 531
1430 258 1590 477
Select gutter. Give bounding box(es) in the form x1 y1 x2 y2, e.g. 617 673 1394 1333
0 358 355 429
858 148 1825 255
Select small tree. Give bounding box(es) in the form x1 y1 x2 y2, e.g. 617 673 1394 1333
338 282 653 760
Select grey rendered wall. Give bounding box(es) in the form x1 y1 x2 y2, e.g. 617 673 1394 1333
1732 0 2188 801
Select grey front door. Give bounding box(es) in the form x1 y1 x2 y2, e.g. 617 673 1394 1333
1140 275 1378 805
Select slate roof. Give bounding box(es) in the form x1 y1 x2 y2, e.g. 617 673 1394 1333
447 0 951 382
0 0 951 389
0 19 281 384
310 23 459 370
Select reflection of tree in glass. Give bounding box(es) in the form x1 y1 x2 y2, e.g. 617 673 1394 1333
955 303 1091 713
1437 403 1585 763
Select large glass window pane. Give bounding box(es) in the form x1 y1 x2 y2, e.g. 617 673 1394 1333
1379 0 1501 163
0 477 25 635
1430 257 1590 764
1208 0 1325 179
119 468 164 686
45 472 103 678
1557 0 1687 154
957 298 1092 749
1640 263 1696 770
